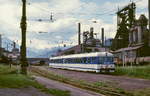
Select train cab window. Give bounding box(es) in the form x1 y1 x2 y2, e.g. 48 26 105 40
101 57 114 64
107 57 113 62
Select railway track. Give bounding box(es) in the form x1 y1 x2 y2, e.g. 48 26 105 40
30 66 132 96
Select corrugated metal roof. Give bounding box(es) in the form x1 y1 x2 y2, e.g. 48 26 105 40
114 46 142 53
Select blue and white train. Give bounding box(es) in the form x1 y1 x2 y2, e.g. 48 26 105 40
49 52 115 72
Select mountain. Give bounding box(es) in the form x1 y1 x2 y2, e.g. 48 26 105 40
2 37 73 58
32 46 71 58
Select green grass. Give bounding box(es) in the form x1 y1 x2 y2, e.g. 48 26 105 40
130 88 150 96
0 64 70 96
0 64 17 74
111 65 150 79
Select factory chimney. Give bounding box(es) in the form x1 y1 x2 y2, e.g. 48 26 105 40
13 42 16 49
101 28 104 47
90 27 94 39
0 34 2 57
78 23 81 45
0 34 2 48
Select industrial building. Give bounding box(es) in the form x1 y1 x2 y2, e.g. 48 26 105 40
53 2 150 66
0 35 20 63
112 2 150 65
54 23 108 56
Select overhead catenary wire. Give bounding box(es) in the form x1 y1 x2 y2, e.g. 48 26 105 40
27 1 117 17
27 0 145 24
27 0 143 19
26 0 146 45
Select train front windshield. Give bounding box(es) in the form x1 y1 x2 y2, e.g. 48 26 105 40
99 57 114 64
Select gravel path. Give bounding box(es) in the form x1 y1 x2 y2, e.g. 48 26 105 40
45 67 150 91
0 87 52 96
34 76 103 96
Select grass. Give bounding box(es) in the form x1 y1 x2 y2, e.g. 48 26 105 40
0 64 17 74
0 64 70 96
130 88 150 96
110 65 150 79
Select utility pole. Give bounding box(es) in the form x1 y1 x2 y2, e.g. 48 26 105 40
20 0 28 75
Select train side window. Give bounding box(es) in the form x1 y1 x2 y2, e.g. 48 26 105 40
72 58 74 63
82 57 86 64
91 57 96 64
66 59 68 63
70 58 72 63
79 58 82 63
70 58 73 63
99 57 103 64
73 58 75 63
87 57 91 64
64 59 66 63
76 58 81 63
57 59 59 63
76 58 79 64
74 58 76 63
75 58 77 64
75 58 78 63
67 58 70 63
60 59 63 63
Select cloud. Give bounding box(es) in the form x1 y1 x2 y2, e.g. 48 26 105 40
0 0 148 57
136 0 148 8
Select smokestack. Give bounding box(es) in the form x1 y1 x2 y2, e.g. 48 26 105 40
13 42 16 49
0 34 1 48
0 34 2 57
78 23 81 45
90 27 94 39
101 28 104 47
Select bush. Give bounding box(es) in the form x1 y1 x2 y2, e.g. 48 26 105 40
0 55 9 64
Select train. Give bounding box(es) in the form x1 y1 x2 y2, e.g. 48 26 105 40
49 52 115 73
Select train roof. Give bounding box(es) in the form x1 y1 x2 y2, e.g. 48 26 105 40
50 52 113 59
